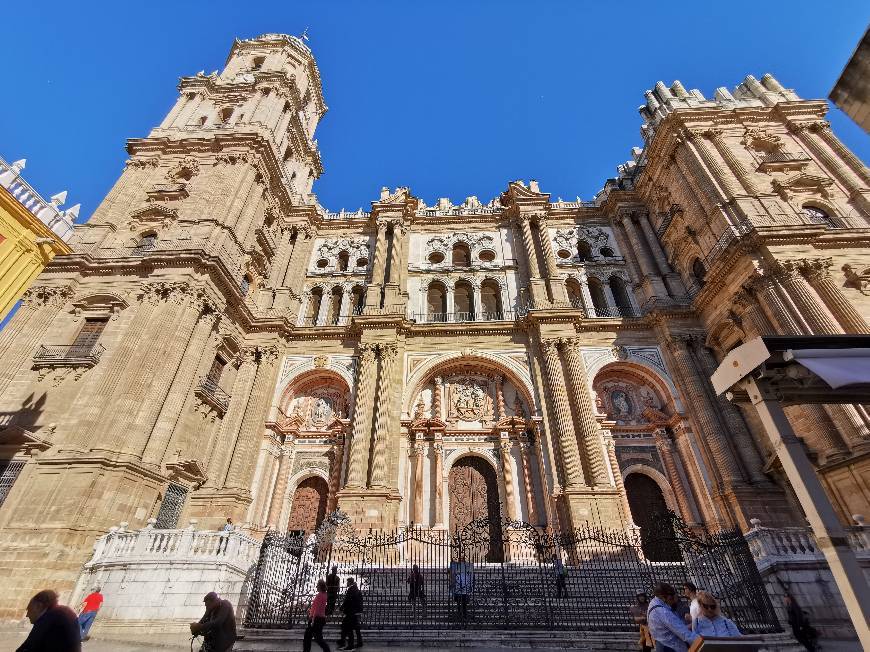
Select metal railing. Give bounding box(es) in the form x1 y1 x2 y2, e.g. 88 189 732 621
756 151 811 165
297 311 362 327
33 344 105 365
195 376 231 413
590 305 638 318
409 310 517 323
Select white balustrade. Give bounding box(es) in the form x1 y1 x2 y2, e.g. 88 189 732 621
745 517 869 572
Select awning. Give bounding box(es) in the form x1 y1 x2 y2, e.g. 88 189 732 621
785 348 870 389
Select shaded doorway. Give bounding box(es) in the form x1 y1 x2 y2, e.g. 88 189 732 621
287 476 329 534
624 472 681 561
449 456 502 561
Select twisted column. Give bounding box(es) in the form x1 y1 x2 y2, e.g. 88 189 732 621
346 344 377 488
500 440 517 520
799 258 870 334
494 375 506 421
432 377 443 420
540 339 585 488
666 334 743 490
225 346 280 490
327 436 345 512
561 338 609 486
518 442 539 525
653 428 696 523
369 343 398 488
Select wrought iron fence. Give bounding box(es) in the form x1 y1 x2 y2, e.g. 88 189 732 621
244 511 779 633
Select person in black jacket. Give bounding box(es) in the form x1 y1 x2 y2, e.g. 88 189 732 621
326 566 341 616
16 590 81 652
190 592 237 652
337 578 363 650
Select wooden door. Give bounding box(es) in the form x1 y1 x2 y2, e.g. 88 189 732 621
287 476 328 534
449 456 502 561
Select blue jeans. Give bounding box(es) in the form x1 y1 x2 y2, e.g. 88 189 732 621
78 610 98 639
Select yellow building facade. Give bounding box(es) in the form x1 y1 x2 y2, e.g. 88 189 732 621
0 158 75 321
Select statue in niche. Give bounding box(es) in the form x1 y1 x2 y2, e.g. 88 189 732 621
312 397 331 426
611 390 631 417
513 393 525 419
413 395 426 421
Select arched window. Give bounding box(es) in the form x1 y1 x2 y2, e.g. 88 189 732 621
803 205 835 228
174 168 194 182
351 286 365 315
240 274 252 297
454 280 475 321
134 232 157 255
327 286 343 325
427 282 447 322
588 278 609 317
337 251 350 272
577 240 593 261
609 276 633 317
251 56 265 71
480 280 503 320
198 115 208 127
452 243 471 267
218 107 234 123
691 258 706 287
600 246 615 258
306 287 323 325
565 277 584 309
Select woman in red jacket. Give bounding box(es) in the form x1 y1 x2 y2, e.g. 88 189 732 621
303 580 331 652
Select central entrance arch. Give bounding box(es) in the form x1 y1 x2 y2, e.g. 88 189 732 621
449 456 503 561
624 473 681 561
287 476 328 534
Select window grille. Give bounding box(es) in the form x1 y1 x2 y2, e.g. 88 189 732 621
0 459 26 508
154 483 188 528
71 318 107 355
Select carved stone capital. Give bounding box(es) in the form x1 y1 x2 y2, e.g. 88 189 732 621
797 257 833 281
379 343 399 360
238 346 259 366
540 339 559 354
258 345 280 364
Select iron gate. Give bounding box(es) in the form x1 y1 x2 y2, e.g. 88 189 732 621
244 511 780 633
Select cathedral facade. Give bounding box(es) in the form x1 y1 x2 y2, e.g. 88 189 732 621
0 33 869 616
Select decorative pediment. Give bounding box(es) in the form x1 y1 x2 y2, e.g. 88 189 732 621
166 458 207 486
500 180 549 207
128 205 179 231
771 173 834 201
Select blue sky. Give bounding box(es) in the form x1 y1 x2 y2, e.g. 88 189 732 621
1 1 868 218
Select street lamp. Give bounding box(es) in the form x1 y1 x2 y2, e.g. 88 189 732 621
711 335 870 649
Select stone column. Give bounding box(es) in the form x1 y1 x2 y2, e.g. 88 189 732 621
653 428 697 524
800 259 869 333
776 262 842 335
813 122 870 185
207 347 259 487
339 286 352 324
666 335 743 490
603 432 633 524
472 282 482 319
365 221 390 309
745 274 804 335
561 339 609 486
141 299 218 464
494 375 506 421
410 443 424 525
266 447 292 527
705 128 761 195
684 129 737 198
269 227 295 288
518 442 540 525
790 122 866 197
618 213 669 301
500 439 518 520
327 436 345 512
446 286 455 321
690 341 768 484
540 340 585 488
315 288 330 326
637 212 672 277
433 442 444 527
518 215 541 278
225 346 280 491
577 270 596 316
346 343 377 488
281 227 310 287
369 343 398 488
536 217 568 304
673 424 720 527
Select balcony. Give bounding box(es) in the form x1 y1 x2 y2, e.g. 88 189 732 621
194 376 231 415
756 150 811 172
32 344 105 370
409 310 518 323
589 305 639 319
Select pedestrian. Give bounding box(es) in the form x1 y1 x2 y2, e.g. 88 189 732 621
325 566 341 616
303 580 331 652
16 589 81 652
189 591 236 652
406 564 426 610
647 582 698 652
629 589 654 652
337 577 363 651
784 594 818 652
552 554 568 598
218 518 233 554
449 559 473 623
76 586 103 641
682 582 700 630
693 591 740 637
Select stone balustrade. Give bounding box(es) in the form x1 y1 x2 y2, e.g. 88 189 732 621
745 517 870 572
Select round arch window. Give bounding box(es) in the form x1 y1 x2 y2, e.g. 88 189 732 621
315 258 329 269
356 257 369 268
428 251 445 264
599 247 615 257
478 250 496 263
557 249 572 260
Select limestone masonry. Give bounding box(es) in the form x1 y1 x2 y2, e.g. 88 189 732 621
0 32 869 618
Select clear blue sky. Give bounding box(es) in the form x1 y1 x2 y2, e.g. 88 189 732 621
1 1 868 219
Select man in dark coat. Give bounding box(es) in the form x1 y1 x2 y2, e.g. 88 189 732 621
190 592 237 652
325 566 341 616
337 578 363 650
16 589 81 652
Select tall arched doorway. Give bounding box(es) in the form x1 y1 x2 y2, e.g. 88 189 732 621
624 473 681 561
449 456 502 561
287 476 328 534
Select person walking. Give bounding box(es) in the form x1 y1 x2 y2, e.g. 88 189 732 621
693 591 740 638
16 590 81 652
629 589 654 652
218 518 233 554
190 592 236 652
682 582 700 630
449 559 473 623
303 580 331 652
784 594 818 652
76 586 103 641
406 564 426 613
337 577 363 651
553 554 568 598
326 566 341 616
647 582 698 652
